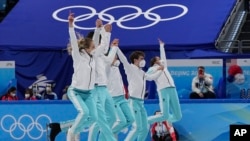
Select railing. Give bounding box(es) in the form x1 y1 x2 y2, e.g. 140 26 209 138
215 0 247 52
217 40 250 54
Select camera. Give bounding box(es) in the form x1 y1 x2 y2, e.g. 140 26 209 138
198 69 204 75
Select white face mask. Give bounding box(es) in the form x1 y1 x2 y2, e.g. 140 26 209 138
25 94 30 98
90 49 96 55
10 93 16 97
139 60 146 68
113 60 120 67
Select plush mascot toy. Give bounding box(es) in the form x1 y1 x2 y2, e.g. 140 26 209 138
227 65 245 84
227 65 249 99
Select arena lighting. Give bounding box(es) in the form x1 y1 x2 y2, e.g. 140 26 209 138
0 0 19 22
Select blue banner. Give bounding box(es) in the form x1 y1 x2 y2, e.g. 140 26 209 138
0 100 250 141
0 0 236 50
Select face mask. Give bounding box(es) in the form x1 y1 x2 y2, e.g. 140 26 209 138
25 94 30 98
90 49 96 55
10 93 16 97
139 60 146 68
113 60 120 67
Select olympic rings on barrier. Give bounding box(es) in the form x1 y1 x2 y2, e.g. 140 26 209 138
1 114 52 140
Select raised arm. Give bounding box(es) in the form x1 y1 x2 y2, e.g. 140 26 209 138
145 66 164 81
204 73 213 86
92 19 102 49
103 39 119 65
68 12 79 57
94 24 112 57
159 39 167 67
117 48 131 72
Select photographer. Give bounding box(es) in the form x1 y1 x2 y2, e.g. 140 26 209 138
151 111 179 141
189 66 216 99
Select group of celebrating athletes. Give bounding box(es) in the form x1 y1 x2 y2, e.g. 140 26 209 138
48 11 182 141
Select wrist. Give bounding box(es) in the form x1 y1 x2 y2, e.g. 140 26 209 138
69 23 73 27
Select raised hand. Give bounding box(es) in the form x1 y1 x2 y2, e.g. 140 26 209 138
104 24 112 32
111 38 119 47
96 19 103 28
68 11 74 27
158 38 165 46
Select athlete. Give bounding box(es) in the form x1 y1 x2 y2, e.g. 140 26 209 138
106 39 134 136
87 23 118 141
147 39 182 125
117 48 163 141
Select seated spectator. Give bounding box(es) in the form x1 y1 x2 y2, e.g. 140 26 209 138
24 88 36 100
1 86 18 101
32 83 43 100
43 84 57 100
62 85 69 100
151 111 179 141
190 66 216 99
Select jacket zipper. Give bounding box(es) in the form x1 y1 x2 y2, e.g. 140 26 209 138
88 57 93 89
141 74 145 99
164 71 172 87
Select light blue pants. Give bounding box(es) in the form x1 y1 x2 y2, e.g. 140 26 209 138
148 87 182 124
112 95 134 134
88 86 116 141
66 87 98 134
125 97 149 141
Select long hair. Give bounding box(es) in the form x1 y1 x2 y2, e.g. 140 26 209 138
150 57 158 67
78 38 93 53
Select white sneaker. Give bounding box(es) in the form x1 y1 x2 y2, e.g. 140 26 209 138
74 133 80 141
66 128 74 141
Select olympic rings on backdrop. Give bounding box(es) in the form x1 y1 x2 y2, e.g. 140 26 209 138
52 4 188 30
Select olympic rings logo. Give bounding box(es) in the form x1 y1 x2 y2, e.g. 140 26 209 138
1 114 52 140
52 4 188 30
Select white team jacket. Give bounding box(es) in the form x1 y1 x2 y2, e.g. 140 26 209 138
146 44 175 90
69 27 109 90
117 48 161 99
107 65 125 97
92 28 118 86
192 73 214 93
